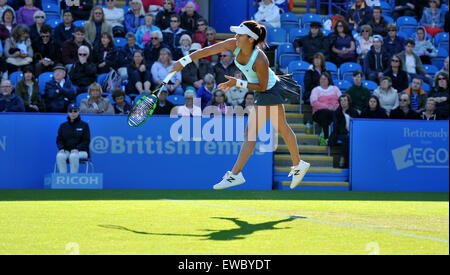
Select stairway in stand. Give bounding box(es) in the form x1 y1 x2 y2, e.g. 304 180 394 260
291 0 317 14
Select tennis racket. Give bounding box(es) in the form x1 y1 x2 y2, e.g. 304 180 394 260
127 71 176 127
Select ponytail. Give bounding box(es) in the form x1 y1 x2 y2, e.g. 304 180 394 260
242 20 269 48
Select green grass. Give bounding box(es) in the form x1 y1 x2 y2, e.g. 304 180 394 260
0 190 448 255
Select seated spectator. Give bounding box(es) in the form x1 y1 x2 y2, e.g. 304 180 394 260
32 24 60 75
214 50 238 84
364 35 390 83
0 79 25 112
181 42 213 89
414 26 438 65
383 24 405 59
254 0 281 28
111 88 131 114
124 0 146 34
206 88 233 116
310 72 342 143
192 18 208 47
135 12 161 48
196 73 216 110
293 21 329 63
177 88 202 116
428 71 449 119
240 91 255 115
44 64 76 113
151 47 183 95
55 103 91 173
0 0 13 20
345 0 371 31
155 0 176 30
398 39 432 85
404 77 427 113
435 56 449 83
180 0 202 34
203 27 218 63
0 8 16 44
61 0 93 21
355 24 373 62
103 0 125 37
162 14 190 51
153 89 175 115
360 95 389 118
345 70 371 113
28 9 44 42
303 52 328 102
389 93 421 119
144 30 169 69
226 71 249 107
80 82 114 114
383 54 409 93
118 32 143 79
16 0 40 26
4 24 33 73
126 49 152 94
14 65 43 112
61 26 93 66
368 6 388 37
92 32 119 74
373 76 399 116
419 0 446 37
54 10 76 49
329 20 357 66
329 94 359 168
84 6 113 48
392 0 416 20
174 0 199 14
175 33 192 60
68 45 97 94
420 97 441 120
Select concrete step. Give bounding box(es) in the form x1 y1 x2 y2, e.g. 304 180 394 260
280 181 349 187
284 104 300 113
277 133 319 145
285 113 304 124
289 123 306 133
275 166 343 174
274 154 333 167
276 144 327 154
292 7 317 14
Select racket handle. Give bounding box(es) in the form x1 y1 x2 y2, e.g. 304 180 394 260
163 71 176 85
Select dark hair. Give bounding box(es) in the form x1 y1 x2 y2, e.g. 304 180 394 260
320 71 334 86
373 6 383 13
243 90 255 100
40 24 52 34
63 10 73 16
405 39 415 46
1 8 15 23
131 50 144 67
313 52 326 70
339 93 352 106
390 54 402 68
334 20 351 35
197 18 208 26
434 71 449 87
112 88 126 99
353 69 363 77
22 65 34 75
74 26 86 34
368 95 381 110
101 32 114 47
170 14 181 22
242 20 268 48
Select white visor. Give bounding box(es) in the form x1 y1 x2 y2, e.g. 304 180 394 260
230 24 259 40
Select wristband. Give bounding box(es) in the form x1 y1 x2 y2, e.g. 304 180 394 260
179 55 192 67
236 79 248 88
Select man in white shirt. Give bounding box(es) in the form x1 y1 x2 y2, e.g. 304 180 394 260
398 39 432 85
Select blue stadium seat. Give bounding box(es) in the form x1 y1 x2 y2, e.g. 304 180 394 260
396 31 409 41
280 12 300 33
383 15 394 24
46 18 62 29
114 37 127 48
423 64 439 78
362 80 378 92
434 32 449 49
335 80 352 93
73 20 85 27
287 60 310 74
380 1 392 16
76 93 90 106
97 73 108 87
396 16 418 36
301 13 322 29
266 28 287 46
167 95 186 106
38 72 54 95
326 61 338 82
277 43 301 72
42 3 60 14
431 47 448 68
288 27 309 43
9 71 24 87
133 94 146 105
339 62 362 82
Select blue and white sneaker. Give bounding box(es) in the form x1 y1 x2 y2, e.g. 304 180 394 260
213 171 246 190
288 160 311 189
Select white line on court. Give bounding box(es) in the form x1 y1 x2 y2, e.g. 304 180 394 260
161 199 449 244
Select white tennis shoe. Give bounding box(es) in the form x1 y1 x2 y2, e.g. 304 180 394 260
288 160 311 189
213 171 246 190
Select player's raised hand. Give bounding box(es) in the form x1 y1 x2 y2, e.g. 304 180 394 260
218 75 237 92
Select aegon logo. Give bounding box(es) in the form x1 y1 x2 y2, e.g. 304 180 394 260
392 144 449 171
0 136 5 151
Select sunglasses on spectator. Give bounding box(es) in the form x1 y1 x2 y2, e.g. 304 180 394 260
41 34 50 37
400 99 409 102
391 59 400 62
0 85 12 89
69 109 79 113
361 30 369 33
206 33 214 36
198 23 205 26
35 16 44 19
171 20 179 23
151 37 159 40
388 29 396 32
438 77 447 80
78 53 88 56
219 55 230 58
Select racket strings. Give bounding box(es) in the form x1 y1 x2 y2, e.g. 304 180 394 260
129 96 156 126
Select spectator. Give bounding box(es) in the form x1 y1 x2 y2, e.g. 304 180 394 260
61 0 93 21
80 82 114 114
383 24 405 58
414 26 438 65
254 0 281 28
28 9 44 42
84 6 113 48
329 94 359 168
61 26 93 66
329 20 357 66
360 95 389 118
420 97 441 120
345 0 371 31
192 18 208 47
293 21 329 63
111 88 131 114
0 8 16 43
345 70 371 113
174 0 199 14
303 52 328 102
180 0 202 34
14 65 43 112
368 6 388 37
54 10 75 49
175 33 192 60
55 103 91 173
207 88 232 116
126 49 152 94
177 88 201 116
310 72 342 143
419 0 446 37
373 76 399 115
103 0 125 37
155 0 176 31
32 24 59 75
181 42 213 90
398 39 432 85
0 79 25 112
0 0 13 20
153 89 175 115
196 73 216 109
124 0 146 34
213 50 238 84
135 12 161 48
435 56 449 83
240 90 255 114
44 64 76 113
92 32 119 74
152 47 183 95
68 45 97 94
13 0 42 12
143 30 168 69
404 77 427 113
392 0 416 20
355 24 373 62
16 0 39 26
4 24 33 73
162 14 189 51
383 54 409 93
364 35 390 82
389 93 421 119
428 71 449 119
118 32 143 79
203 26 218 63
226 71 249 107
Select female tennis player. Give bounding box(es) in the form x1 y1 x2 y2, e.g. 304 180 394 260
170 20 310 190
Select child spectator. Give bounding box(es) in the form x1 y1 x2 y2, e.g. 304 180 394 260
414 26 438 65
111 88 131 114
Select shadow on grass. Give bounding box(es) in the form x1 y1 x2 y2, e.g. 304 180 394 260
98 216 302 241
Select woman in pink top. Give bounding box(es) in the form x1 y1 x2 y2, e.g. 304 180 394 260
310 72 342 141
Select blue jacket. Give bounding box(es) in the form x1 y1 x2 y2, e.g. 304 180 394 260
124 10 145 34
196 85 215 110
419 8 446 29
44 78 76 113
0 92 25 112
118 44 143 67
383 35 405 57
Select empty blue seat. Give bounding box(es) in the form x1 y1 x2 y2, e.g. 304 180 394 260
301 13 322 29
335 80 352 92
326 61 338 81
46 18 62 29
167 95 186 106
280 12 300 33
97 73 108 87
287 60 310 74
288 27 309 43
339 62 362 82
362 80 378 91
114 37 127 48
396 16 418 36
38 72 54 95
431 47 448 68
423 64 439 77
266 28 288 46
73 20 85 27
9 71 24 87
434 32 449 49
277 43 301 72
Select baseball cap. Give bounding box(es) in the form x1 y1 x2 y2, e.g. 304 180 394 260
310 21 322 28
67 103 79 112
53 64 66 72
373 35 383 43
